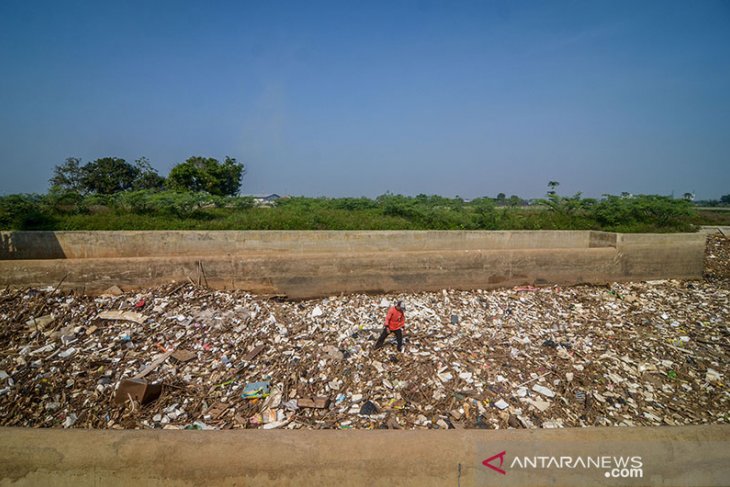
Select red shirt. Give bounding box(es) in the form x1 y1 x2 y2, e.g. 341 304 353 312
385 306 405 331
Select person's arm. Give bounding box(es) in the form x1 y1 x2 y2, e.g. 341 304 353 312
385 307 394 327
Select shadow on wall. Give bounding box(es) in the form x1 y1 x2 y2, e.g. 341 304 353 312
0 232 67 260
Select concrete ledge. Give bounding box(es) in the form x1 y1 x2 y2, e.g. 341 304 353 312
0 247 652 297
700 226 730 235
0 426 728 486
0 230 594 260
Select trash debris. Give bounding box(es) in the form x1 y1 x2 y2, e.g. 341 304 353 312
706 368 722 383
102 285 124 296
532 384 555 398
359 401 380 415
25 314 54 330
114 378 162 405
97 310 147 324
323 345 344 361
243 345 266 362
63 413 78 428
171 349 196 363
242 381 270 399
262 416 294 430
526 397 552 412
494 399 509 410
185 421 212 430
135 351 173 379
297 397 329 409
58 348 77 359
0 234 728 430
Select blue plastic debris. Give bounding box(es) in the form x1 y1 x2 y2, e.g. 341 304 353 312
242 381 270 399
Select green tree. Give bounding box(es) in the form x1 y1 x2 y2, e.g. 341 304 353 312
507 195 522 207
49 157 85 193
167 156 245 196
132 157 165 190
547 180 560 195
721 194 730 204
81 157 140 194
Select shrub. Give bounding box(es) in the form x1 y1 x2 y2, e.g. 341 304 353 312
0 194 55 229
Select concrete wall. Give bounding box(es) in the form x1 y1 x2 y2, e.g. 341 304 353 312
0 230 592 260
0 425 728 486
616 233 707 280
588 231 617 248
0 230 706 298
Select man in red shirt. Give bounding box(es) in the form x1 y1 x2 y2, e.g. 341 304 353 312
373 300 405 352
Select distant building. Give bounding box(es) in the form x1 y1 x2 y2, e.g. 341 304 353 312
248 194 284 207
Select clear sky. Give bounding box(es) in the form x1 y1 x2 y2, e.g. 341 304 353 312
1 0 729 199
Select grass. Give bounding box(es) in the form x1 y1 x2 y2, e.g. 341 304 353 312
46 207 697 233
694 209 730 227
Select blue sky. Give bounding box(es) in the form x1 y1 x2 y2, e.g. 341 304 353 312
1 0 729 199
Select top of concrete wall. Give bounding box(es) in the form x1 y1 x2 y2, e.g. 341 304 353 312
1 230 599 260
1 426 728 486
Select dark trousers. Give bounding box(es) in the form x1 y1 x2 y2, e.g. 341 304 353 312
374 327 403 351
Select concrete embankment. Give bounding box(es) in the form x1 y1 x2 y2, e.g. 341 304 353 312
1 425 728 486
0 230 706 298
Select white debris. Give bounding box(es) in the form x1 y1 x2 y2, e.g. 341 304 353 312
706 369 722 383
532 384 556 398
58 348 77 359
63 413 78 428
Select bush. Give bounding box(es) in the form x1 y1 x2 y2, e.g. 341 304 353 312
378 194 422 219
44 190 87 215
330 197 378 211
0 194 55 229
224 195 255 210
2 188 701 232
112 190 155 214
145 191 213 218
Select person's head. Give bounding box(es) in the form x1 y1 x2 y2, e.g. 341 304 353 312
396 300 405 311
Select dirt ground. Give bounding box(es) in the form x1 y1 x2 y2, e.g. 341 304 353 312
0 234 727 431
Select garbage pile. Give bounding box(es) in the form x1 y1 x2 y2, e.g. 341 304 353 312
706 232 730 281
0 235 727 430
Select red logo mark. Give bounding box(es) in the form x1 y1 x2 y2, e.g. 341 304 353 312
483 450 507 475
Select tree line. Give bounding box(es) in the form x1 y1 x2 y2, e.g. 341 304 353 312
0 159 722 231
50 155 245 196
